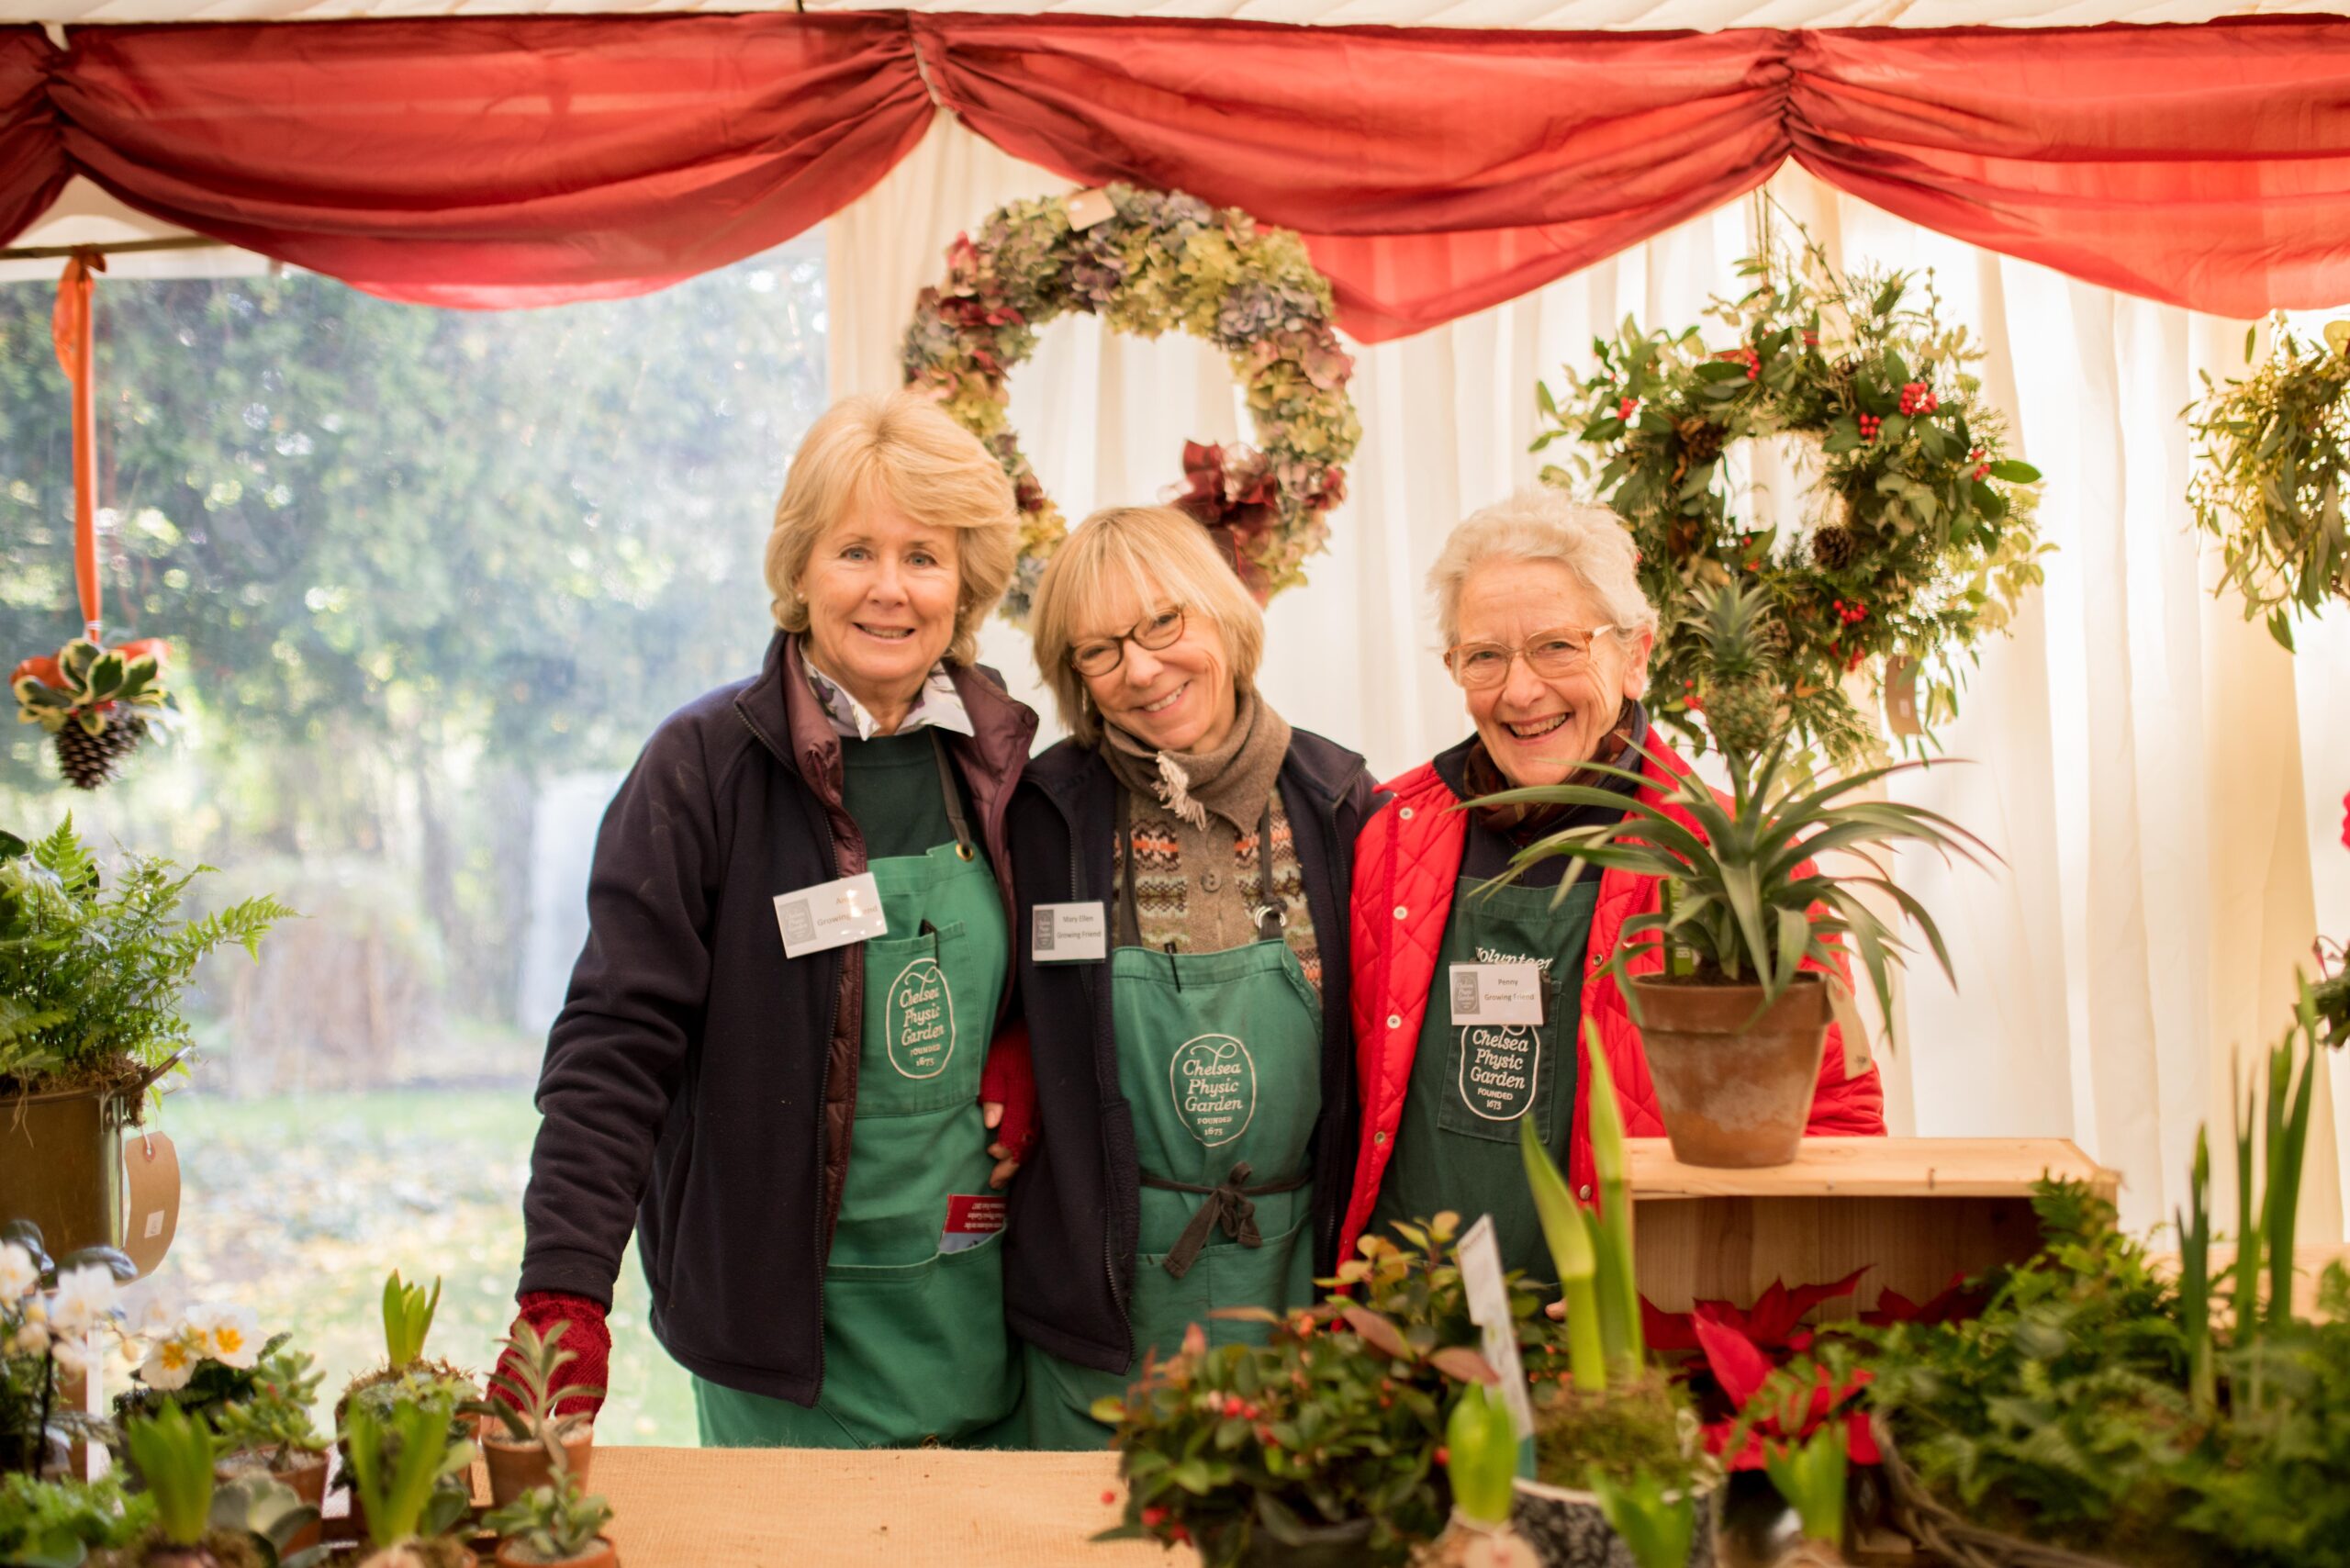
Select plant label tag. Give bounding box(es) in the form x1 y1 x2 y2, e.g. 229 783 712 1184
1883 656 1922 737
774 872 887 958
1450 963 1542 1026
1830 980 1874 1078
941 1193 1007 1253
1033 902 1107 963
119 1130 178 1280
1065 188 1116 230
1455 1215 1536 1444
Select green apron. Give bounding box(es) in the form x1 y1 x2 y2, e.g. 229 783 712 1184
1018 794 1325 1450
1366 874 1598 1282
696 734 1016 1449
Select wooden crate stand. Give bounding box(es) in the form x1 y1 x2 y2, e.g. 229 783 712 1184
1628 1137 2115 1318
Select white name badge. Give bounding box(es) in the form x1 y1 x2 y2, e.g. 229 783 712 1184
774 872 888 958
1449 962 1544 1026
1033 902 1108 963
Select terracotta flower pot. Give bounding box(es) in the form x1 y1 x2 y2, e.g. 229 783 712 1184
483 1431 595 1508
495 1537 618 1568
1627 973 1830 1169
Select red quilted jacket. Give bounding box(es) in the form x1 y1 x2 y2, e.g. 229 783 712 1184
1340 735 1885 1260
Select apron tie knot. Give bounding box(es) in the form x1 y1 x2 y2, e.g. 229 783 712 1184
1147 1160 1308 1280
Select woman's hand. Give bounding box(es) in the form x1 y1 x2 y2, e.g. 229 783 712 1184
983 1102 1020 1188
979 1025 1038 1189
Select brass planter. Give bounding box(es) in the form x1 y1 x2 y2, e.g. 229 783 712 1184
1 1079 137 1257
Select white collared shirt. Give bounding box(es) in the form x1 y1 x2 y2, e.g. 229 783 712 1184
803 659 973 742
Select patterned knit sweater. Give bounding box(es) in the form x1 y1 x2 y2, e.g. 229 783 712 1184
1112 790 1325 1001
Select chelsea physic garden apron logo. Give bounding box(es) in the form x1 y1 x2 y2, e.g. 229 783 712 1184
1460 1021 1539 1121
1170 1035 1257 1148
886 956 957 1079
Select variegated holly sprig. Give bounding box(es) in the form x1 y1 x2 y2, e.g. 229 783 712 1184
12 636 173 736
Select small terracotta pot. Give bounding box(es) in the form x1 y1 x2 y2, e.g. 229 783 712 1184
482 1431 595 1508
217 1450 330 1554
1627 973 1830 1168
495 1537 618 1568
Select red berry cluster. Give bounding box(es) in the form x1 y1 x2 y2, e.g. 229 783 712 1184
1832 598 1869 625
1801 330 1820 346
1858 413 1884 442
1618 396 1639 421
1969 445 1991 481
1898 381 1941 416
1217 1393 1265 1421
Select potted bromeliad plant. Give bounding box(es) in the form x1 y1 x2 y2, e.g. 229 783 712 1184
1095 1213 1535 1566
116 1401 321 1568
1474 582 1989 1167
467 1322 600 1508
1512 1026 1712 1568
342 1391 479 1568
483 1471 618 1568
0 821 289 1258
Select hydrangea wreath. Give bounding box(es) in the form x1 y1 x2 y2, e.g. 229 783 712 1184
902 185 1360 619
1535 230 2047 766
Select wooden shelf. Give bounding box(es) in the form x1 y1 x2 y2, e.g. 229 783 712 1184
1627 1137 2114 1317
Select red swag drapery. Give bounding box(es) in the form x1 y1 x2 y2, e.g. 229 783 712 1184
4 12 2350 339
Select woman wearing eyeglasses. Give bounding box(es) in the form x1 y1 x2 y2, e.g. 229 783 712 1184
996 505 1376 1450
1340 491 1883 1280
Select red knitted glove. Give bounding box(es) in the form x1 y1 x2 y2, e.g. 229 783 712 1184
978 1023 1038 1168
499 1293 610 1422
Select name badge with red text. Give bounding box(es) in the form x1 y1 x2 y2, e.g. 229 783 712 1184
940 1193 1007 1253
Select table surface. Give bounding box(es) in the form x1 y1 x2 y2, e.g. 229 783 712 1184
594 1446 1162 1567
1626 1136 2114 1200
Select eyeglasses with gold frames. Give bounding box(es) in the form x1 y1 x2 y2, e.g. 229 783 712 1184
1444 625 1617 690
1069 606 1187 678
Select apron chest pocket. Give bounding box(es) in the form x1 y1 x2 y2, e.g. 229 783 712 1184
862 920 975 1115
1437 973 1564 1145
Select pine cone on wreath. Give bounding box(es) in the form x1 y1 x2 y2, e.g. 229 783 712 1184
1829 355 1862 409
54 715 148 790
1676 418 1728 467
1809 525 1861 572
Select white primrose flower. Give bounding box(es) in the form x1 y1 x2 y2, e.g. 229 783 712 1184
139 1329 204 1392
132 1292 180 1338
0 1242 37 1301
186 1303 262 1370
46 1264 119 1337
49 1333 95 1376
8 1320 50 1356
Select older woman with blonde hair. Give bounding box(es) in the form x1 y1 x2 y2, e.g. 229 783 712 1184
1342 490 1883 1281
508 390 1041 1449
999 505 1376 1449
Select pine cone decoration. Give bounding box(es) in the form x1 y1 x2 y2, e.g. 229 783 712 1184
1676 418 1728 466
53 716 148 790
1830 355 1861 408
1810 526 1860 572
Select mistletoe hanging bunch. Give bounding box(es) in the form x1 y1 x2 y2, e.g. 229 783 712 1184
10 637 173 790
2188 318 2350 650
1534 229 2047 766
903 185 1359 618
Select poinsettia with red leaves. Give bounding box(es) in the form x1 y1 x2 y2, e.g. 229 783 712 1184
1642 1268 1871 1356
1860 1274 1990 1328
1692 1315 1879 1472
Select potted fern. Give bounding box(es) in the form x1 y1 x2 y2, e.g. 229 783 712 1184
0 821 288 1258
1477 583 1988 1167
467 1322 599 1508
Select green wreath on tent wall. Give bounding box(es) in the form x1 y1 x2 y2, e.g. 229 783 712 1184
1534 230 2048 768
901 185 1360 621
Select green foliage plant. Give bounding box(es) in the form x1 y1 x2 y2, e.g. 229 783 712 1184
0 1472 155 1568
482 1471 614 1565
1533 218 2046 765
0 819 289 1095
2187 318 2350 650
1442 1384 1517 1528
1761 1425 1847 1547
1092 1214 1535 1566
1478 738 1989 1040
341 1273 471 1435
381 1275 439 1373
211 1350 329 1472
341 1393 476 1556
122 1401 216 1550
466 1321 599 1464
1588 1471 1697 1568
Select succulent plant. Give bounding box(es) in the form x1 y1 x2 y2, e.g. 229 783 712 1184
483 1469 614 1564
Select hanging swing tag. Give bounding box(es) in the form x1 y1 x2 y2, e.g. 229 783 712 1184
1455 1215 1536 1444
1449 963 1543 1027
1033 902 1107 963
120 1129 179 1280
1065 188 1117 231
774 872 887 958
1829 980 1875 1080
1883 657 1923 738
